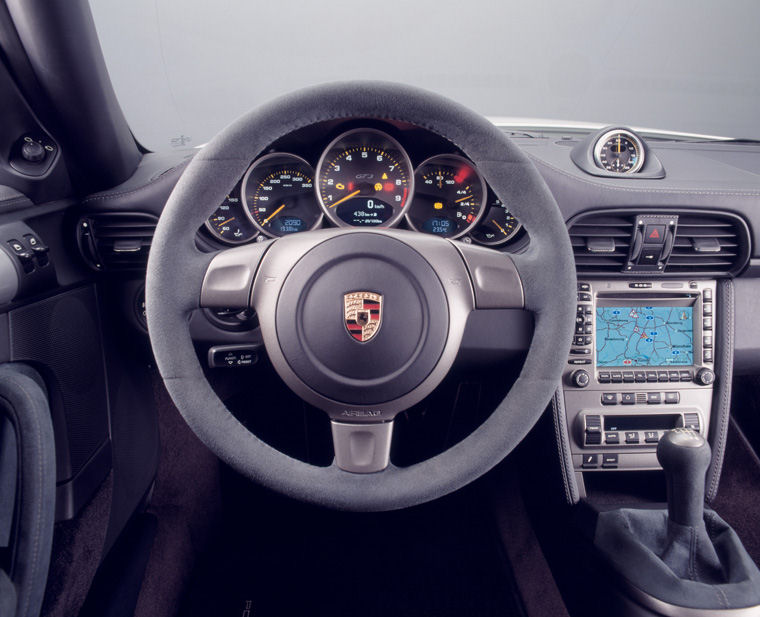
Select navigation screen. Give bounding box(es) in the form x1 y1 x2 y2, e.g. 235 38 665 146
596 306 694 367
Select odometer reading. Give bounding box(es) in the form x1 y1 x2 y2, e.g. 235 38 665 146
316 129 413 228
242 153 321 237
407 154 486 238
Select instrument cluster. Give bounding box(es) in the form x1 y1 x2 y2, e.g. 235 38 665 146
202 123 525 250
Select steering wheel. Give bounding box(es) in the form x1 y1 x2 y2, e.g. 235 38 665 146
146 81 576 512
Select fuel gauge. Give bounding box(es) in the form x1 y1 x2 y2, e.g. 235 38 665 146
205 189 258 244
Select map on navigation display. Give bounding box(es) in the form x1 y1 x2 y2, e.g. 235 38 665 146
595 306 693 367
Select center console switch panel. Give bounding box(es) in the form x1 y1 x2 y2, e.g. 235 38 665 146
0 221 55 305
563 279 716 473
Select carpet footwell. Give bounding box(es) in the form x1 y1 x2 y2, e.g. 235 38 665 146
180 474 523 617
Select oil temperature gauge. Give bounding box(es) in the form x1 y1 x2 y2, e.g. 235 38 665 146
469 194 522 246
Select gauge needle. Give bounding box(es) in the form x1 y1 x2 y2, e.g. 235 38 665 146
328 189 360 209
218 217 234 227
493 220 507 235
455 195 473 203
262 204 285 225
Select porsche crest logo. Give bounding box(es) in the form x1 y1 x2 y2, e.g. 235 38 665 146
344 292 382 342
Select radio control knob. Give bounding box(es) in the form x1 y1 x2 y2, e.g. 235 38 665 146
695 368 715 386
571 369 590 388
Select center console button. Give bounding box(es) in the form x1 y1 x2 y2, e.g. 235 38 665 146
679 370 693 382
621 392 636 405
622 372 634 383
625 431 640 444
570 348 591 355
634 371 646 383
611 372 623 383
605 432 620 444
644 431 659 443
646 371 658 383
582 454 599 469
668 371 680 382
657 371 669 382
578 282 591 292
602 453 619 468
601 393 617 405
647 392 662 404
664 392 680 404
703 288 713 301
578 292 592 302
585 432 602 445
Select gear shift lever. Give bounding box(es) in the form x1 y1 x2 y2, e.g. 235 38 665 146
656 428 711 527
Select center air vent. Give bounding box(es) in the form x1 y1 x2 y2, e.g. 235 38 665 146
567 209 750 276
568 214 633 273
667 213 749 275
76 212 158 271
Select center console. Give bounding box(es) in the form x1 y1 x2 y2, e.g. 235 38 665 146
561 279 716 477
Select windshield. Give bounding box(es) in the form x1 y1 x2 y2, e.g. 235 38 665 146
89 0 760 152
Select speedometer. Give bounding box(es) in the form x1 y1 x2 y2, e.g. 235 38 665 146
242 153 321 237
316 128 413 228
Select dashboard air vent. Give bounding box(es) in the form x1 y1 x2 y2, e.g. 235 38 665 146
568 214 634 273
77 212 158 271
666 213 749 275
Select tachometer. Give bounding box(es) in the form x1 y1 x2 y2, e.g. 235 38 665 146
205 189 258 244
407 154 486 238
593 129 644 174
242 153 321 237
316 128 413 228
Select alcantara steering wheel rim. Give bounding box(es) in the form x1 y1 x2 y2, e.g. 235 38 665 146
146 81 576 512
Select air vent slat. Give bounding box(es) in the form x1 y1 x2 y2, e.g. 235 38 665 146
567 210 749 276
77 212 158 271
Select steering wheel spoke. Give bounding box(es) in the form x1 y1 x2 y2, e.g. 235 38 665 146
331 420 394 473
200 240 274 309
455 242 524 310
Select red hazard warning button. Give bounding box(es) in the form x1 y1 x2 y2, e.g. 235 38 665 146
644 224 665 244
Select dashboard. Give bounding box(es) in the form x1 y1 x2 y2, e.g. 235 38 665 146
199 120 526 251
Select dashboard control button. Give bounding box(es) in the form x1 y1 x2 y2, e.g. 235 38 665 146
571 370 590 388
629 282 652 289
570 348 591 355
575 323 585 334
696 368 715 386
578 292 592 302
703 288 713 301
568 358 591 365
602 453 619 468
646 371 658 383
664 392 680 404
208 345 260 368
584 324 593 334
585 306 593 315
611 372 623 383
621 392 636 405
625 432 640 444
582 454 599 469
634 371 646 383
605 432 620 445
598 372 611 383
647 392 662 404
578 282 590 292
703 317 712 330
601 393 617 405
703 335 713 349
585 415 601 431
573 335 587 346
622 371 634 383
703 349 713 363
644 225 666 244
644 431 659 443
703 303 713 316
657 371 669 382
668 371 680 382
680 370 693 382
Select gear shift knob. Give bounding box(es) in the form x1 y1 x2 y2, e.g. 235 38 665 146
657 428 711 527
